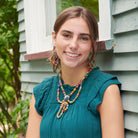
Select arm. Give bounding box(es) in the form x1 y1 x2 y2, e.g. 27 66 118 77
97 84 124 138
26 94 42 138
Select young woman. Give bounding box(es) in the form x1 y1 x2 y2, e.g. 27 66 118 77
26 6 124 138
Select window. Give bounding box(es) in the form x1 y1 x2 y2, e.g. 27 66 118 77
24 0 112 59
56 0 99 20
24 0 56 54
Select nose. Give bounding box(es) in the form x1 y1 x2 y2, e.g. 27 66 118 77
69 37 78 50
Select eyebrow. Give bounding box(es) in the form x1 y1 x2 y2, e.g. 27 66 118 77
60 30 91 37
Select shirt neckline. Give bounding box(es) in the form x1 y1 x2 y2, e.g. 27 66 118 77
57 66 99 90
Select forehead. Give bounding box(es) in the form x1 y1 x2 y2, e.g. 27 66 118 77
59 17 90 34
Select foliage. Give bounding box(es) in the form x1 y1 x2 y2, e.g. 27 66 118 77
7 94 31 138
0 0 27 137
56 0 99 19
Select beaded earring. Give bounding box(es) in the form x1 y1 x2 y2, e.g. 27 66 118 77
49 45 61 73
51 51 60 66
88 52 96 69
91 57 96 67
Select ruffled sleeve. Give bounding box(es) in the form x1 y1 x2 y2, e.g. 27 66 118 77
33 77 54 116
87 71 121 114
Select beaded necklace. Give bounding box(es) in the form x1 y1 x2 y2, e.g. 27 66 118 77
57 68 91 118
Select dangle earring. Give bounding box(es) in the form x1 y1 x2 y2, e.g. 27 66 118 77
51 51 60 66
91 57 96 68
88 52 96 69
50 46 60 73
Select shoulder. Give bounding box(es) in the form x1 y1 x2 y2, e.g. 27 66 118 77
89 67 121 88
34 74 59 96
34 76 55 92
95 67 121 96
94 67 117 80
33 75 58 99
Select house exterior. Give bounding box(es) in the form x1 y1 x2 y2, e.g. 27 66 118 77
17 0 138 137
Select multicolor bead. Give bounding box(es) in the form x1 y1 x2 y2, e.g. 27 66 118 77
56 68 91 118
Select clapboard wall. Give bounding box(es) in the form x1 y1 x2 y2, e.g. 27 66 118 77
113 0 138 136
96 0 138 137
17 0 138 137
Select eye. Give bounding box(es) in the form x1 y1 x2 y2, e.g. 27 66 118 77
62 33 71 39
80 36 90 42
81 37 89 41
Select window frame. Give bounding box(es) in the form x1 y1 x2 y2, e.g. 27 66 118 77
23 0 56 54
24 0 113 60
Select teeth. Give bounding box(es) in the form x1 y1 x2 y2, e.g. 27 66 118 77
66 53 79 57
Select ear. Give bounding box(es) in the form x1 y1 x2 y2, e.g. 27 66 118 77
52 31 56 46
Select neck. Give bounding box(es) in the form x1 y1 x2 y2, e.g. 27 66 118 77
60 65 89 86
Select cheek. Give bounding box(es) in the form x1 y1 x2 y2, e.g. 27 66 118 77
55 46 61 56
55 43 63 58
83 46 92 58
82 45 92 53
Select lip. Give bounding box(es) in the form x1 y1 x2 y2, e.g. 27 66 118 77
64 51 80 57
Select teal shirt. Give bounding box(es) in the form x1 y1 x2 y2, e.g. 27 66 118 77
33 67 121 138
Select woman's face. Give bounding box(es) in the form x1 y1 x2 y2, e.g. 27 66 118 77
52 17 92 69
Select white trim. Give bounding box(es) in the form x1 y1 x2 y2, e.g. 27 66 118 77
98 0 112 41
24 0 56 54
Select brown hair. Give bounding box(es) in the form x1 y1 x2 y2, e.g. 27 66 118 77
49 6 99 72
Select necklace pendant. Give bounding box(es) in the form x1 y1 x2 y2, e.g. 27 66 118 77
57 100 69 118
64 95 70 101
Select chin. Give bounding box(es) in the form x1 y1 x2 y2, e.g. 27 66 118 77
64 64 78 69
63 62 87 69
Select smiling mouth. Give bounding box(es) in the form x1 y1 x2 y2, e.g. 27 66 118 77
66 52 80 57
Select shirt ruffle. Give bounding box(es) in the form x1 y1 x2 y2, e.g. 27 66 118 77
87 70 121 114
33 76 55 115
